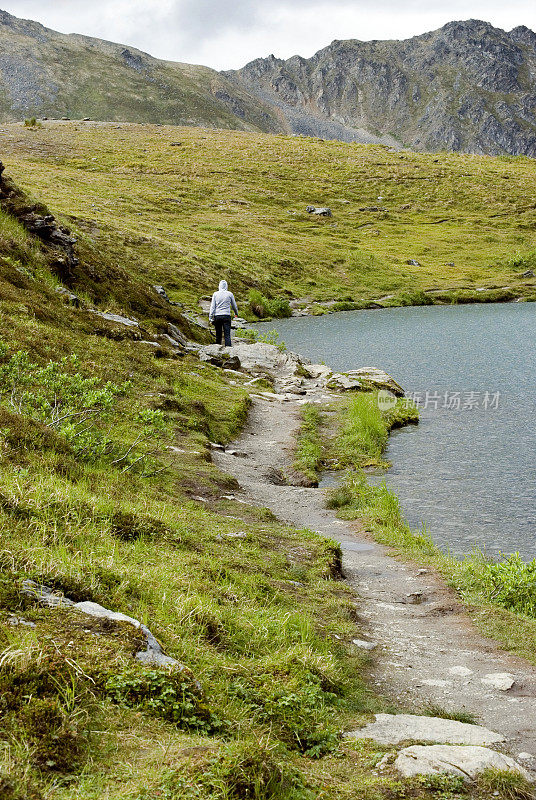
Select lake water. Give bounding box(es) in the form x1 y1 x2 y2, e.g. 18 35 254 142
257 303 536 559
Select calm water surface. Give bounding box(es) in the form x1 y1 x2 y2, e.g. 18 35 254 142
258 304 536 559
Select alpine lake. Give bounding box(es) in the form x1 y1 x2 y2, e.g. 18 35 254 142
257 302 536 560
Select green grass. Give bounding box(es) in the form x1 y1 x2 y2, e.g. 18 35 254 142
292 404 325 486
330 393 418 469
0 170 480 800
1 121 536 317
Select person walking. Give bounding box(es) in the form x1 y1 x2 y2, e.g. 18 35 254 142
209 280 239 347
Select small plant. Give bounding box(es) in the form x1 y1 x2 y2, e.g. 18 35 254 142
246 290 291 319
415 772 467 797
464 552 536 618
23 117 42 128
105 669 225 735
235 328 287 351
476 767 536 800
231 673 340 758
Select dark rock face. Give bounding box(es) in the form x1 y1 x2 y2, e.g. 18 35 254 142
226 19 536 156
0 162 79 281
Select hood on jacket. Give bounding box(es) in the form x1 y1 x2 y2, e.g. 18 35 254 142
219 280 228 291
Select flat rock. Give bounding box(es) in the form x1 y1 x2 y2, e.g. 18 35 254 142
352 638 378 650
481 672 515 690
394 745 531 781
90 310 139 327
345 367 405 396
326 373 362 391
449 666 474 677
345 713 504 746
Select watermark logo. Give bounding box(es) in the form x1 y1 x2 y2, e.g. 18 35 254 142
403 390 501 411
377 389 397 411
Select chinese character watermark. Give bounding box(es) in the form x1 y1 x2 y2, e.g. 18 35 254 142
378 390 502 411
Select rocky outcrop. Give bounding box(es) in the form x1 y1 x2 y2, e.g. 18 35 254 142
0 162 79 281
393 744 531 781
347 713 504 746
197 342 405 401
227 19 536 156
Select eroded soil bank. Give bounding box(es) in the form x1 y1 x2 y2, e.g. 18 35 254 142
214 390 536 768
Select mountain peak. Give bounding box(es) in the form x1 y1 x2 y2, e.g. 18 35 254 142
230 20 536 156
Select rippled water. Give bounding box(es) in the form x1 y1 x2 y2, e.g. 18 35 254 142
258 304 536 559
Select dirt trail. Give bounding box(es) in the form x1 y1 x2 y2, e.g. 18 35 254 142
214 392 536 766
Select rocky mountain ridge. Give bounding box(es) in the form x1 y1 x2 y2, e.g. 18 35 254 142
227 19 536 156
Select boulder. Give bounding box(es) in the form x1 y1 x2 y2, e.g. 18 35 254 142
199 342 304 383
345 713 504 746
394 745 531 781
346 368 404 396
307 364 332 380
167 323 188 346
306 206 332 217
326 373 362 391
199 345 241 369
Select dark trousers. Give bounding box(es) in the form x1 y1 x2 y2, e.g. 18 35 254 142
214 315 232 347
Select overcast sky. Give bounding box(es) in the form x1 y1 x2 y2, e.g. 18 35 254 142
2 1 535 70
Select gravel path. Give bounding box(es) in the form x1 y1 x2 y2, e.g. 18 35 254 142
214 391 536 768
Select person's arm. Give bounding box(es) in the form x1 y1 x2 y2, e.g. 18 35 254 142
209 293 216 322
230 293 239 316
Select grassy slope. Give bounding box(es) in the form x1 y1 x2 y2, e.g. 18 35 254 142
1 121 536 314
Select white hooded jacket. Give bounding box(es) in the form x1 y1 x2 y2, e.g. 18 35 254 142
209 280 239 320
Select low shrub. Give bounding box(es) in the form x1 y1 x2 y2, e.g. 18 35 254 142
105 669 225 735
246 290 291 319
463 552 536 618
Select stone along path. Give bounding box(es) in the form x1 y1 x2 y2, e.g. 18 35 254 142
213 392 536 771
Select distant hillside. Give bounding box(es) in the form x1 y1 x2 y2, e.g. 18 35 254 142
0 9 282 132
227 19 536 156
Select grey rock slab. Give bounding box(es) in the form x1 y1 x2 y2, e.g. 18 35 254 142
326 373 362 391
345 368 405 397
90 310 139 327
345 713 505 745
22 582 189 674
22 580 75 607
394 745 531 781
